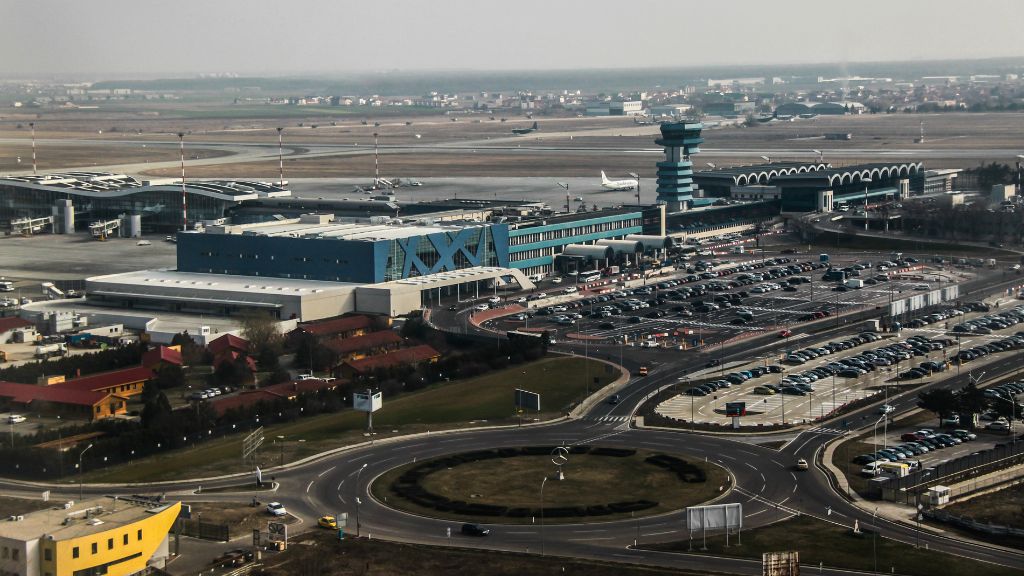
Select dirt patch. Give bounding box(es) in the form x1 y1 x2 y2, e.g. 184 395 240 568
0 496 56 518
942 482 1024 527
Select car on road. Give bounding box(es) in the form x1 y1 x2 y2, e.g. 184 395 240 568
488 296 502 305
266 502 287 516
473 304 489 311
879 404 895 415
986 420 1010 431
318 516 338 529
794 458 809 471
461 523 490 537
7 414 26 424
608 394 621 405
551 277 563 284
638 366 649 376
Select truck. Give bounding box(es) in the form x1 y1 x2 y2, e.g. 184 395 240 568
34 343 67 359
845 278 865 289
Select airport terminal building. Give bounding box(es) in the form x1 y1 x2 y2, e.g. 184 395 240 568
0 172 291 232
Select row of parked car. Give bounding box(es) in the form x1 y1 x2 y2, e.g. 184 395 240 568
953 332 1024 366
855 428 978 475
188 386 235 401
684 364 786 396
951 305 1024 335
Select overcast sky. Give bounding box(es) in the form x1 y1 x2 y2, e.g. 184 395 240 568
5 0 1024 77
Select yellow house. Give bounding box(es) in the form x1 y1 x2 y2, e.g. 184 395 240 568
0 497 180 576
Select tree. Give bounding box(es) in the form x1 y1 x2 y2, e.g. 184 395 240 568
171 332 206 365
917 388 958 427
957 380 988 427
211 356 252 388
153 364 185 390
240 312 283 360
140 381 172 429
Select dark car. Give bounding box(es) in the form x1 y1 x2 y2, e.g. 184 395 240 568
706 359 722 368
628 316 641 324
607 394 621 405
461 523 490 537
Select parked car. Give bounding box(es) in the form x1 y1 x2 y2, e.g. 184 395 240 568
266 502 287 516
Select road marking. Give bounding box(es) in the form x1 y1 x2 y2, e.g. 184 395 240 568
748 509 766 517
568 536 616 541
317 466 335 478
574 529 608 534
336 479 345 491
643 530 676 536
306 480 314 493
349 454 372 462
506 531 536 535
744 462 757 470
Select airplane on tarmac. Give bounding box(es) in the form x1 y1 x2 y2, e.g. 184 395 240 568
511 121 538 135
601 171 638 191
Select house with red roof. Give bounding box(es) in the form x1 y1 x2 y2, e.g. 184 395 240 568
338 344 440 379
210 378 339 417
323 330 403 365
0 380 128 421
288 315 374 343
142 346 184 370
208 334 249 356
45 366 155 398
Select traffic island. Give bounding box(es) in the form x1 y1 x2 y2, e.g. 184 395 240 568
372 446 729 524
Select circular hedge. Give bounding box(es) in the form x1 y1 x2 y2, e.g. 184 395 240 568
383 446 709 519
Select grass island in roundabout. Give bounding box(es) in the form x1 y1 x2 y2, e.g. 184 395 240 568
372 446 731 524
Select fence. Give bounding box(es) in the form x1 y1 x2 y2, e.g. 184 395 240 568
884 442 1024 504
925 509 1024 537
176 518 230 542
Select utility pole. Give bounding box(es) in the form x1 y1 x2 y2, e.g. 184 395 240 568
29 120 36 175
178 132 187 231
276 127 284 187
373 132 380 186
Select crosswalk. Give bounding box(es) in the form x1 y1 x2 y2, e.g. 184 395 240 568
585 415 631 423
805 426 847 436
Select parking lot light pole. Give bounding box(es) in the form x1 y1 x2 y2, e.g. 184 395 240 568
780 380 786 425
355 463 367 537
540 476 548 556
872 507 879 574
78 443 94 501
871 414 887 466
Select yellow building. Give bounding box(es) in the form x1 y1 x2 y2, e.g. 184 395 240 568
0 497 180 576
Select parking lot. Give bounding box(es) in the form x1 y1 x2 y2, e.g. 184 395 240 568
652 301 1024 427
483 251 983 356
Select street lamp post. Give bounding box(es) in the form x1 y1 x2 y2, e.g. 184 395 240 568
628 172 640 205
78 444 94 501
540 476 549 555
29 122 36 175
277 435 285 466
871 414 888 467
556 182 570 214
872 507 880 574
355 463 368 537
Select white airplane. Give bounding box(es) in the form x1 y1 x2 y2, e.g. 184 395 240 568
601 171 638 191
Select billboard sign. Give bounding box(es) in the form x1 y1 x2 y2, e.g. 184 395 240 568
514 388 541 411
762 551 800 576
686 503 742 531
725 402 747 417
353 390 383 413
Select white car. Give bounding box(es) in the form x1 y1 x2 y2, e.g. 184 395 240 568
879 404 895 414
473 304 489 311
563 287 578 294
513 297 527 304
487 296 501 305
266 502 287 516
7 414 26 424
551 277 563 284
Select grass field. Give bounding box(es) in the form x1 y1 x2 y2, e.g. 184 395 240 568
646 514 1011 576
260 530 711 576
373 450 727 525
943 483 1024 527
79 357 618 484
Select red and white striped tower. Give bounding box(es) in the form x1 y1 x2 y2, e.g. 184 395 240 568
178 132 187 231
29 122 36 175
373 132 379 185
276 127 284 187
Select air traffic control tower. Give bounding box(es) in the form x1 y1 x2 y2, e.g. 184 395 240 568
655 121 703 212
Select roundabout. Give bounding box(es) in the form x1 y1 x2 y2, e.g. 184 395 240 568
371 446 729 524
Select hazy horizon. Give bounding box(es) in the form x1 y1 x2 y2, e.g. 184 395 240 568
5 0 1024 77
